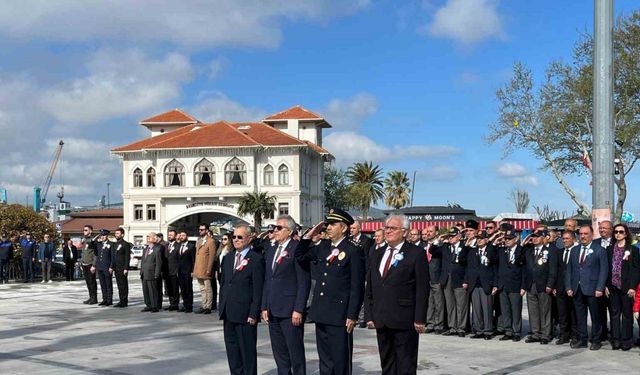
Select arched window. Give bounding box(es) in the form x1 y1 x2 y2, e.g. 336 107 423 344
278 164 289 185
195 159 215 186
263 165 274 186
146 167 156 187
133 168 143 187
164 159 185 187
225 157 246 185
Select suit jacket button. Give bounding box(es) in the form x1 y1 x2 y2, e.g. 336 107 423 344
322 282 325 286
324 273 327 276
320 292 324 296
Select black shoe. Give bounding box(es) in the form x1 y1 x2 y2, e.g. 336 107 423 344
169 306 179 311
484 335 492 340
590 343 602 351
141 307 151 312
203 309 212 315
621 344 632 351
555 338 569 345
88 299 98 305
184 309 193 313
178 307 186 312
540 339 549 345
113 303 122 308
525 336 539 343
83 299 90 304
611 342 621 350
105 302 113 306
458 332 465 338
499 335 512 341
163 307 171 311
471 333 484 339
98 301 107 306
441 330 454 336
512 335 521 342
570 341 588 349
24 280 29 283
194 308 205 314
151 308 159 313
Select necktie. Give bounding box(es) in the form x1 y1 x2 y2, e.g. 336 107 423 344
563 249 570 264
180 243 186 255
234 252 242 272
273 244 283 270
535 247 541 257
579 246 587 265
382 248 395 278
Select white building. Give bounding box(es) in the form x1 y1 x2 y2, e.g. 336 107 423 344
111 106 333 245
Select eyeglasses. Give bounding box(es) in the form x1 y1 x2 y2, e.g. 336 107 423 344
232 235 244 240
199 228 207 232
486 226 495 230
273 225 285 231
222 238 228 241
614 230 626 234
384 226 403 232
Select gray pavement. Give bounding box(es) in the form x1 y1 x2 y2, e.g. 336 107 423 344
1 272 638 374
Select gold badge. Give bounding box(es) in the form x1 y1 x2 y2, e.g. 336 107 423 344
338 251 346 260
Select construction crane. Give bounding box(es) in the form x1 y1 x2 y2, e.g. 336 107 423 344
33 140 64 212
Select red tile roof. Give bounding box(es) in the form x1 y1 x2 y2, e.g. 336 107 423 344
264 105 324 121
303 141 332 156
140 109 199 124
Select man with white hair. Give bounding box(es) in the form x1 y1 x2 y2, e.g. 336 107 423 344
141 232 162 313
365 214 429 374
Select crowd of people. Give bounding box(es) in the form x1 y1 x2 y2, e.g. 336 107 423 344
2 212 640 375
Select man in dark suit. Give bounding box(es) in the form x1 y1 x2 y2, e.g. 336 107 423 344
177 231 196 313
219 225 265 375
522 229 557 344
496 230 527 341
62 239 78 281
365 214 428 374
593 220 613 342
565 224 608 350
296 208 365 375
261 215 311 375
554 230 578 345
423 226 445 334
436 227 469 337
94 230 114 306
163 230 180 311
113 228 132 308
465 231 498 339
141 232 163 313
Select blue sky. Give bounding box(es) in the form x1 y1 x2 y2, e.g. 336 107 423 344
0 0 638 217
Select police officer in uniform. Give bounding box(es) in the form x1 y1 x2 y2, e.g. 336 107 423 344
95 229 114 306
81 225 99 305
113 228 132 308
296 208 365 375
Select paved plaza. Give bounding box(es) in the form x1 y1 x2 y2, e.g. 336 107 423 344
0 273 638 374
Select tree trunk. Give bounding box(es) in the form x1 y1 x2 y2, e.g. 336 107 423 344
540 146 591 215
254 213 262 231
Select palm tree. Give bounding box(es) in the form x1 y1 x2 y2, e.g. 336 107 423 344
346 161 384 220
237 192 276 230
384 171 411 209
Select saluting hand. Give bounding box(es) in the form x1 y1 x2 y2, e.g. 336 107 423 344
304 221 326 240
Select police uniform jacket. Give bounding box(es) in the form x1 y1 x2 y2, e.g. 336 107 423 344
95 241 114 271
219 249 265 323
261 239 311 318
19 239 37 260
0 241 14 260
140 243 162 281
464 244 498 295
364 242 429 329
438 241 469 288
165 240 180 276
113 239 131 271
523 244 558 292
177 241 196 276
496 245 527 293
295 237 365 326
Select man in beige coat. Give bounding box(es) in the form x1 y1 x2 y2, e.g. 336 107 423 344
193 223 217 314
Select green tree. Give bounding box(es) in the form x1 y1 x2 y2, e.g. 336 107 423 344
384 171 411 209
346 161 384 220
0 204 56 243
237 192 276 230
323 165 350 211
487 11 640 221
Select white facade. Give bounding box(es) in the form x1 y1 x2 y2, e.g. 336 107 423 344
113 109 331 244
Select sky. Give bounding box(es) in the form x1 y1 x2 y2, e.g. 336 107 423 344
0 0 638 217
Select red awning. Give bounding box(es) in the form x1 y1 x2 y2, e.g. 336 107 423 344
361 219 538 232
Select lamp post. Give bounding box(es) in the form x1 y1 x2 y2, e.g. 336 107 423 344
107 182 111 208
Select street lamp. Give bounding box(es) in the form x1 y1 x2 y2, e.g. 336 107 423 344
107 182 111 208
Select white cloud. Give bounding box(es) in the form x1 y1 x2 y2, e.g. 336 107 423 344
0 1 370 49
323 93 378 131
39 49 193 125
496 162 538 186
324 131 459 167
423 0 504 45
207 57 229 79
189 92 266 123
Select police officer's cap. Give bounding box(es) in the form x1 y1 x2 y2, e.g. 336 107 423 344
99 229 110 236
465 219 479 230
447 227 460 236
325 208 354 226
504 230 518 239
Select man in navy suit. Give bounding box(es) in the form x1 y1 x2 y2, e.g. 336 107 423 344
261 215 311 375
565 225 608 350
364 214 429 375
437 227 470 337
296 208 365 375
219 225 265 375
465 230 498 339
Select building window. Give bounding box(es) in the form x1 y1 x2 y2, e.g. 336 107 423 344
278 202 289 216
147 204 156 221
278 164 289 185
164 159 185 187
133 235 143 245
195 159 215 186
133 168 143 187
225 157 246 185
146 167 156 187
134 205 143 221
265 209 275 220
263 165 274 186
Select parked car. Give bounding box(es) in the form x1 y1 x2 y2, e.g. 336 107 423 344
129 245 145 269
